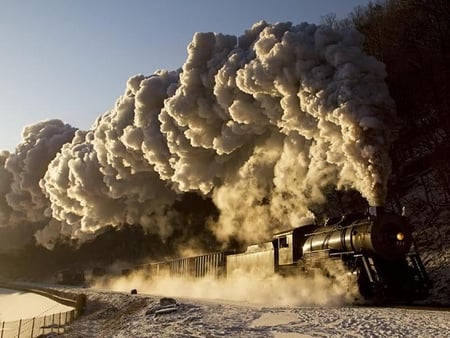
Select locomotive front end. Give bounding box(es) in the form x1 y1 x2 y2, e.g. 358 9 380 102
299 208 431 303
369 212 413 259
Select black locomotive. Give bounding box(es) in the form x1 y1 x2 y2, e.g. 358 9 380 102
142 207 431 303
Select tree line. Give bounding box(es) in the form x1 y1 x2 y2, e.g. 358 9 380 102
323 0 450 248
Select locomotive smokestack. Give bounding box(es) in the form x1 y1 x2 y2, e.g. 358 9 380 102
368 206 384 217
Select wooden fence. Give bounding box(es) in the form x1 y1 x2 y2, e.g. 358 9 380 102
0 308 76 338
0 282 86 337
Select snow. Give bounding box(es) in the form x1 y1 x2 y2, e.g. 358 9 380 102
0 288 73 322
58 287 449 338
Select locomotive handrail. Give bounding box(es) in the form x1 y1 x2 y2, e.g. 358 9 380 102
303 220 371 237
329 251 356 257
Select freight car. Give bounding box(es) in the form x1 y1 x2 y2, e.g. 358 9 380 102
143 207 431 303
144 252 227 279
57 269 86 286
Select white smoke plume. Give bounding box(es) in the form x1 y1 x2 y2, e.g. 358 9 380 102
3 120 76 224
0 151 13 226
0 21 396 251
0 120 76 251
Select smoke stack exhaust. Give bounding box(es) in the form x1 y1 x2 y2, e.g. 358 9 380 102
0 21 397 251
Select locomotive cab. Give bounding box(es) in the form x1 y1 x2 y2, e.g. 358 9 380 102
273 231 295 265
272 224 317 275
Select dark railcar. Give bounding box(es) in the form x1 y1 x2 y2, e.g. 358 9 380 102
57 269 85 286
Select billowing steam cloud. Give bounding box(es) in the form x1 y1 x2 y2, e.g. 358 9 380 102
0 21 396 251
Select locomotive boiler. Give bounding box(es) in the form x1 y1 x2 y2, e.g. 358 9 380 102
142 207 431 303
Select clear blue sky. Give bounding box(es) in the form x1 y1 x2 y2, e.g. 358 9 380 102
0 0 370 151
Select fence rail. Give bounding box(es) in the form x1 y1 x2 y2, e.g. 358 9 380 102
0 282 86 338
1 309 76 338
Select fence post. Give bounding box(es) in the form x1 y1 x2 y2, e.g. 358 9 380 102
17 319 22 338
51 314 54 333
42 316 46 335
31 317 35 338
58 312 61 334
1 321 4 338
75 294 87 318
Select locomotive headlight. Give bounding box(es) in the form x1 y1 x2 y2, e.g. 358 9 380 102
396 232 405 241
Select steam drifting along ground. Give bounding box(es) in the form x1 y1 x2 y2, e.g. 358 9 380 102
0 21 396 254
92 270 359 307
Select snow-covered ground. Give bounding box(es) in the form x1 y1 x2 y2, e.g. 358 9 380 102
58 286 449 338
0 288 73 322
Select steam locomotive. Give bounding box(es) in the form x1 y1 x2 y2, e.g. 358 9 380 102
141 207 431 303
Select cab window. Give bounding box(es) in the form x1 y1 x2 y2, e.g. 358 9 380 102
279 236 289 248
